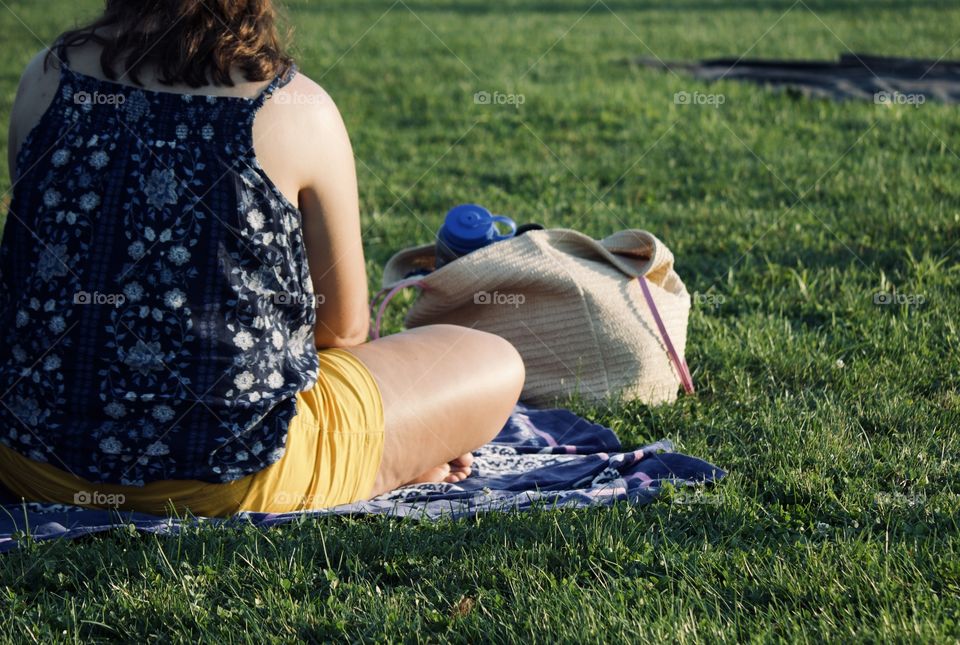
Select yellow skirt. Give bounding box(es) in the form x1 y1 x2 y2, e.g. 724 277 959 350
0 348 385 517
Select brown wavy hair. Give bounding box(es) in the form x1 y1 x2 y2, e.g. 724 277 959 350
50 0 293 88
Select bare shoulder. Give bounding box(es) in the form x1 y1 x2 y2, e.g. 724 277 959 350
252 70 353 199
15 49 61 106
282 73 335 107
258 70 352 178
271 72 345 131
9 49 61 163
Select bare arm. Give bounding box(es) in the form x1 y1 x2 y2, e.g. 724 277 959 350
6 57 25 183
280 78 370 348
6 106 16 185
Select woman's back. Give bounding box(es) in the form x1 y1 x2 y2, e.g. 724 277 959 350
0 0 526 516
0 44 320 485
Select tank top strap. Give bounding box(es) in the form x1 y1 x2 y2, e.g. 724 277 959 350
250 63 299 111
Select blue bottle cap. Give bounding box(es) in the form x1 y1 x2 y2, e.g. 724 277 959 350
439 204 516 254
443 204 496 248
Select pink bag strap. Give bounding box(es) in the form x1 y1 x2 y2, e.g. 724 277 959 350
637 276 695 394
369 277 427 340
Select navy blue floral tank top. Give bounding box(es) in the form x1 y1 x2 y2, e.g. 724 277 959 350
0 48 320 485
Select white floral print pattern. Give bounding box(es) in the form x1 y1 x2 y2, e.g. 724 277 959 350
0 49 316 485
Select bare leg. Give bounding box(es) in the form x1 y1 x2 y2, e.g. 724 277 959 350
343 324 524 496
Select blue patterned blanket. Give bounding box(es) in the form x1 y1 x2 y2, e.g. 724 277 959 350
0 405 724 553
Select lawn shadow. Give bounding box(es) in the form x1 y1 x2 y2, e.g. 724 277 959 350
296 0 955 16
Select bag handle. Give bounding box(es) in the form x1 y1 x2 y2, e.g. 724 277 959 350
381 229 671 289
638 276 695 394
369 277 427 340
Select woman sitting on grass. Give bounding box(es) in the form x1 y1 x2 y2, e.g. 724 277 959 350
0 0 524 515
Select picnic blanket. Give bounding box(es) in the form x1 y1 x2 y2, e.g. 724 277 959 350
0 404 724 553
633 53 960 103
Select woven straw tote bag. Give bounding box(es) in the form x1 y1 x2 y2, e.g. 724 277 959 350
372 228 694 407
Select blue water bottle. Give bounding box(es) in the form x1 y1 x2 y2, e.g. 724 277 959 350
435 204 517 269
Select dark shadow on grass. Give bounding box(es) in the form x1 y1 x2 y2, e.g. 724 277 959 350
294 0 956 16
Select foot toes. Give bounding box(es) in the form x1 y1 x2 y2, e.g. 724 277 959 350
444 464 472 483
450 453 475 469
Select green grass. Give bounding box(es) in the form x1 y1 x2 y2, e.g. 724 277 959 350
2 0 960 641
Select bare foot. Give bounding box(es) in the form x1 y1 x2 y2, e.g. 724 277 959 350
447 452 474 482
407 453 475 485
408 462 451 484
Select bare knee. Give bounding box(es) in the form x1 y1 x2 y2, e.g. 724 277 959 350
482 331 525 400
415 324 524 427
462 329 525 441
431 325 524 393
